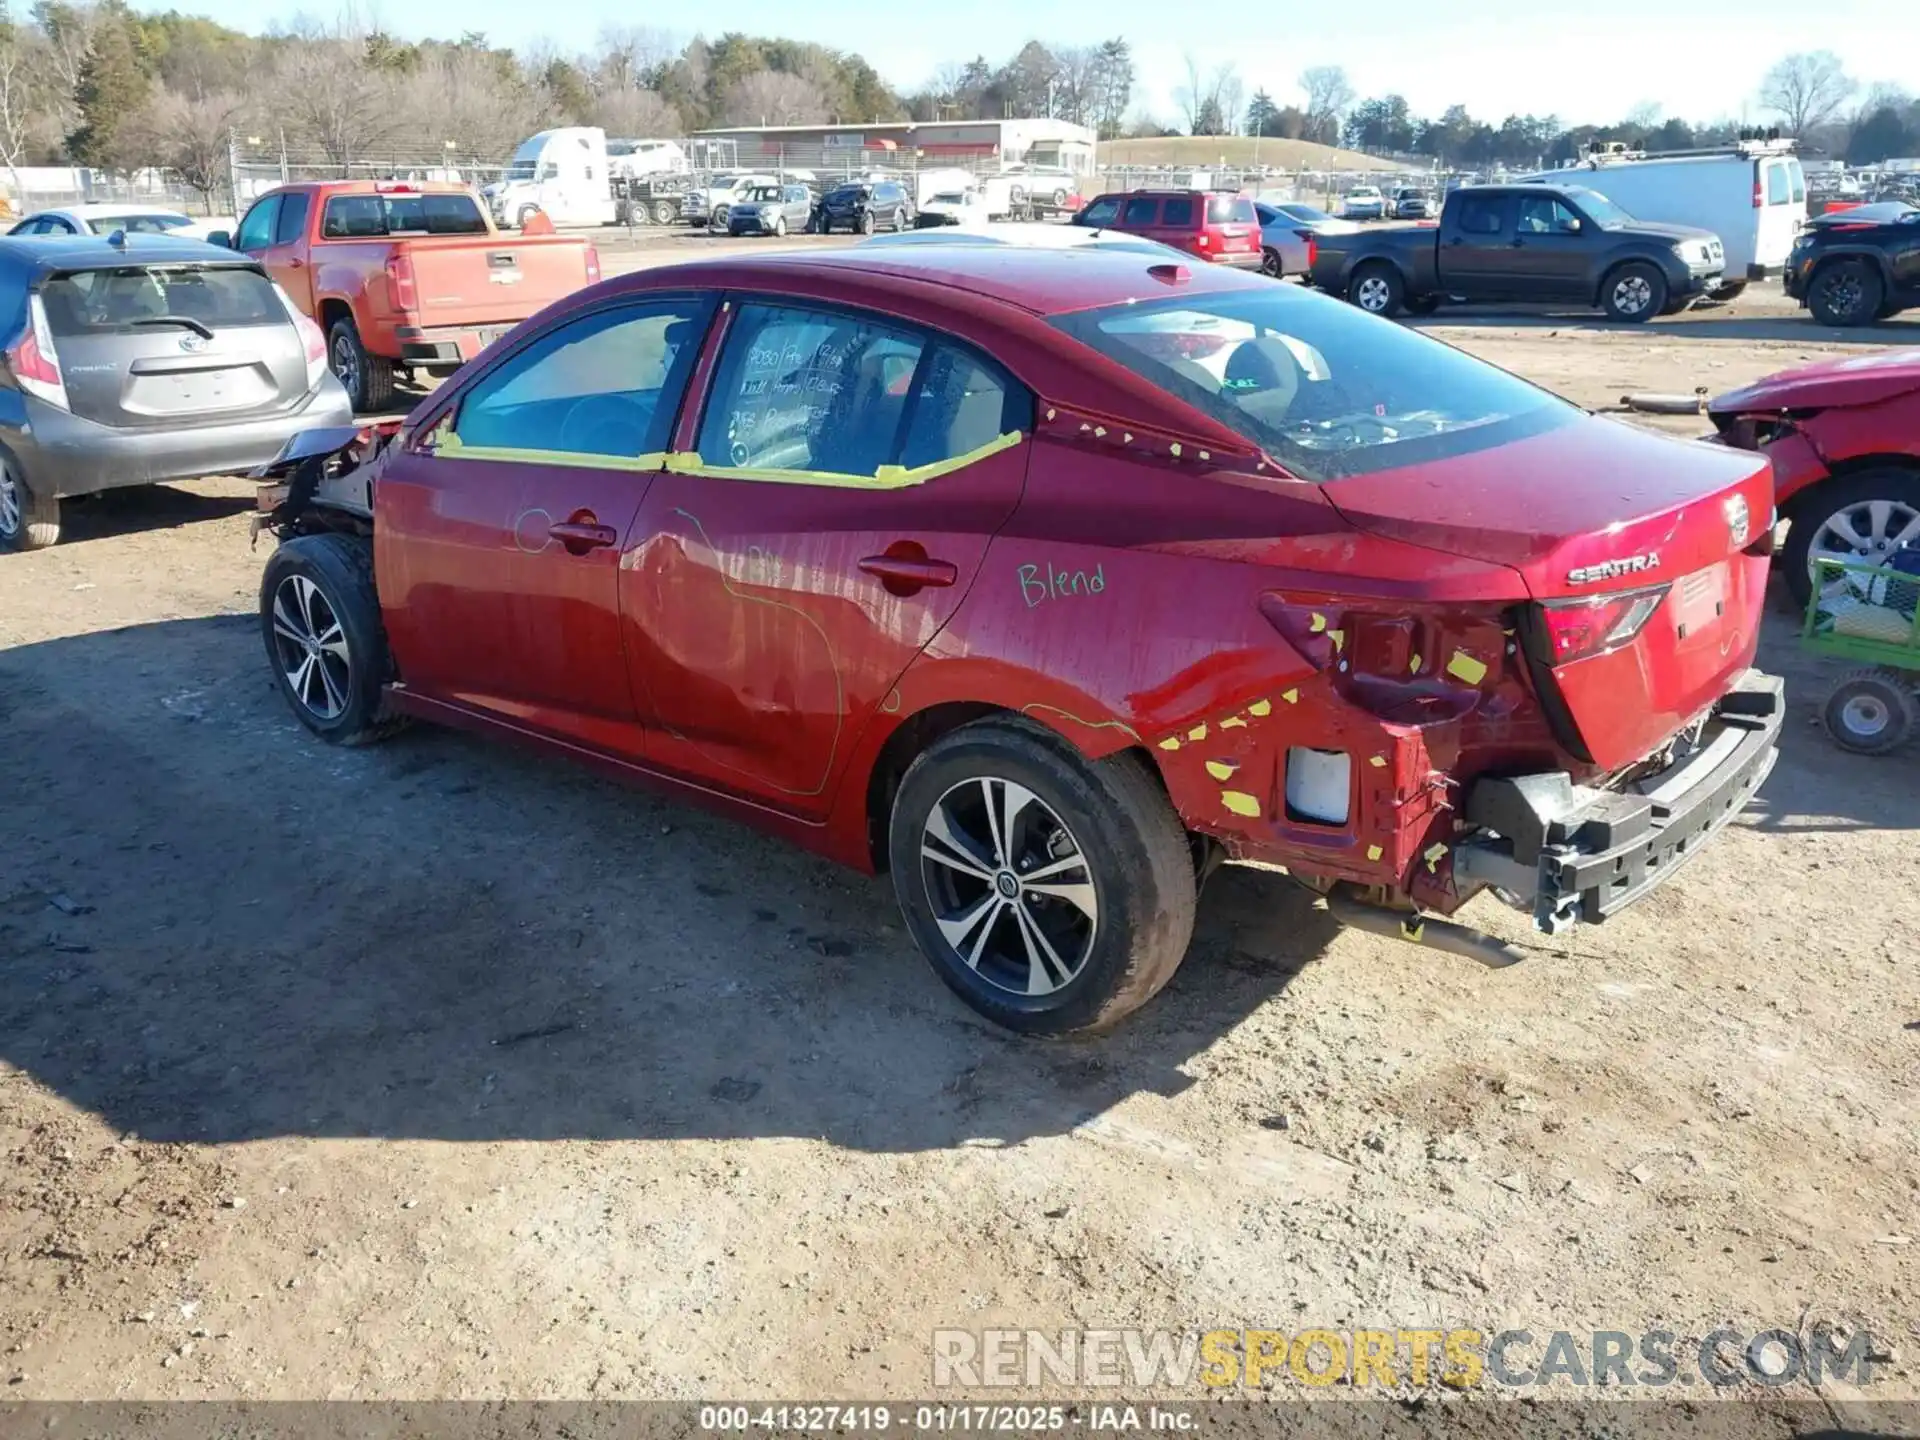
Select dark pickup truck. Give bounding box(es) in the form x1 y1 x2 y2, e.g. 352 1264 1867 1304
1309 183 1726 323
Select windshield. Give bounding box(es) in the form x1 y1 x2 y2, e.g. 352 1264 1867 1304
87 213 193 235
748 187 781 202
504 161 536 181
1050 285 1575 482
1564 186 1634 227
828 185 869 202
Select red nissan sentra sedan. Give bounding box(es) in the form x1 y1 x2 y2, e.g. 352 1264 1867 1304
253 245 1783 1035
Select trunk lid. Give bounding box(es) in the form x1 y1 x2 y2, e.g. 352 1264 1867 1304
385 235 594 330
1709 348 1920 414
1321 415 1774 770
39 261 310 428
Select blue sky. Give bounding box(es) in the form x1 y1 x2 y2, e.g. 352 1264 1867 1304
141 0 1914 128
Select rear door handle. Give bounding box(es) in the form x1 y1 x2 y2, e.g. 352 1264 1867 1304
859 555 958 590
550 518 618 554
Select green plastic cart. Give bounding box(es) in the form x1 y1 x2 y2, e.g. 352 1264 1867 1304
1802 556 1920 754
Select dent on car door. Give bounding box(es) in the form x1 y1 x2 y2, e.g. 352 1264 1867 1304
375 295 714 754
623 298 1032 816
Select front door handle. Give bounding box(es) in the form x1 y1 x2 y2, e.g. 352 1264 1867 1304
550 516 618 554
859 554 958 592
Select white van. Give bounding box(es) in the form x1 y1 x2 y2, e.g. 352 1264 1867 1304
1522 140 1806 295
486 127 617 228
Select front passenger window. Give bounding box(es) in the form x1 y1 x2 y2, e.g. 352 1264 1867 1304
451 301 709 461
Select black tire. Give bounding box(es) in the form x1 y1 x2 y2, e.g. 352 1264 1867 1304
1403 295 1441 316
515 205 538 230
859 209 876 235
1821 668 1915 755
888 718 1197 1036
1807 259 1885 328
1601 261 1668 323
1347 262 1405 317
652 200 675 226
893 207 907 232
0 455 59 550
259 534 407 747
1260 247 1284 278
327 317 395 414
1781 467 1920 609
772 215 786 237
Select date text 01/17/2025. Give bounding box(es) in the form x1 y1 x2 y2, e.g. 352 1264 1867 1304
1019 561 1107 609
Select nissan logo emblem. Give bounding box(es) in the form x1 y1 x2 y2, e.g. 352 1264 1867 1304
178 333 208 353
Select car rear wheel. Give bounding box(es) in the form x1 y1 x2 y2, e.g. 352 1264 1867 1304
1783 467 1920 608
893 208 907 232
327 317 395 414
1807 259 1884 328
260 533 406 746
772 215 787 237
1260 247 1284 278
1348 262 1404 317
1822 668 1915 755
860 210 876 235
888 718 1197 1036
515 205 538 230
0 457 59 551
1602 262 1667 323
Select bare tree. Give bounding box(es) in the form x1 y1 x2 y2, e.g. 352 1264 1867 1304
1759 51 1855 138
594 23 676 94
266 18 404 170
591 84 680 137
1173 51 1204 133
130 84 245 211
1298 64 1354 146
0 5 58 194
721 69 825 126
407 48 550 162
1213 64 1243 138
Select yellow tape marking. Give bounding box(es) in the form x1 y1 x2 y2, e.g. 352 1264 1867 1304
1366 844 1383 862
1424 842 1449 873
1309 613 1327 633
1410 653 1422 673
1248 699 1272 718
1220 790 1262 818
1281 689 1299 704
1169 442 1182 457
1368 755 1387 768
664 432 1022 490
1220 715 1247 730
1446 651 1489 685
1402 918 1426 943
1328 628 1345 652
1158 737 1182 752
440 440 666 474
1205 760 1238 781
1188 723 1208 741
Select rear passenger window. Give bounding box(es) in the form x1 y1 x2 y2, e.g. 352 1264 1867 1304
1455 198 1505 235
698 303 923 479
1122 197 1159 226
274 192 309 246
899 348 1027 469
451 301 708 460
1161 196 1195 226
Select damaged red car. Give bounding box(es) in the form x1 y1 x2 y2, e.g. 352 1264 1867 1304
1709 348 1920 606
253 246 1782 1035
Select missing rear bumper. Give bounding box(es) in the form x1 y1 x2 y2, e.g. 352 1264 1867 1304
1455 670 1783 932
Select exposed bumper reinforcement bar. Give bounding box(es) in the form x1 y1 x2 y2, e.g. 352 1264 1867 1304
1455 670 1783 933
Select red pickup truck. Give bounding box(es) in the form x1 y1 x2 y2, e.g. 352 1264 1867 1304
219 180 600 411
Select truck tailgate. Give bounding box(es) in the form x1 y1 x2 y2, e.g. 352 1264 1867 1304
401 236 593 329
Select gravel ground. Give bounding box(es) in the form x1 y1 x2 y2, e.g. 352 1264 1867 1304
1 264 1915 1420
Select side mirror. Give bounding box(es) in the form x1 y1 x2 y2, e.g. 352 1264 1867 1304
206 229 233 248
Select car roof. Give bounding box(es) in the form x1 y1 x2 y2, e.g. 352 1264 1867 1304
0 233 254 272
28 202 193 219
609 243 1266 318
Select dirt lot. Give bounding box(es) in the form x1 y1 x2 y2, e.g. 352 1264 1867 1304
2 244 1916 1418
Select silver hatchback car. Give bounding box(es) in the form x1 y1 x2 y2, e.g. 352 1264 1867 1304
0 233 353 549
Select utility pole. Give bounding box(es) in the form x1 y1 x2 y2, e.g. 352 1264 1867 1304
226 128 241 217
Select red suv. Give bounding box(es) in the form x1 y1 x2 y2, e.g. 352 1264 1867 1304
1073 189 1263 268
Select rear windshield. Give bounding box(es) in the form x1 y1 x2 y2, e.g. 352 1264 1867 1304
40 264 284 335
1050 285 1575 481
321 192 488 238
86 213 194 235
1207 194 1256 225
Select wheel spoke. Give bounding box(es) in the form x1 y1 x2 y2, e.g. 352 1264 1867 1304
1886 512 1920 550
1027 879 1097 920
980 777 1009 867
924 801 996 878
1012 902 1072 996
1865 500 1896 546
289 653 316 705
316 656 346 716
1825 511 1872 551
1000 781 1036 866
936 891 1003 970
1020 851 1086 883
293 577 318 635
315 620 350 659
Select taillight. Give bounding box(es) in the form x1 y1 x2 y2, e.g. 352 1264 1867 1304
274 282 329 392
1298 230 1318 269
8 293 68 411
1752 177 1764 208
385 252 418 313
585 244 601 284
1537 586 1669 665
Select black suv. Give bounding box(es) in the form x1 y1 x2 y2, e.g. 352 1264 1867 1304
811 181 912 235
1786 201 1920 326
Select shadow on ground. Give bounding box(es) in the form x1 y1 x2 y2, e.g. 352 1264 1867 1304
50 484 255 544
0 615 1331 1153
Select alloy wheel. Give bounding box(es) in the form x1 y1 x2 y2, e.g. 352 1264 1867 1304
1820 271 1864 320
919 776 1098 998
0 463 19 540
1809 498 1920 599
1355 276 1391 311
1612 274 1653 316
329 333 360 400
270 573 352 720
